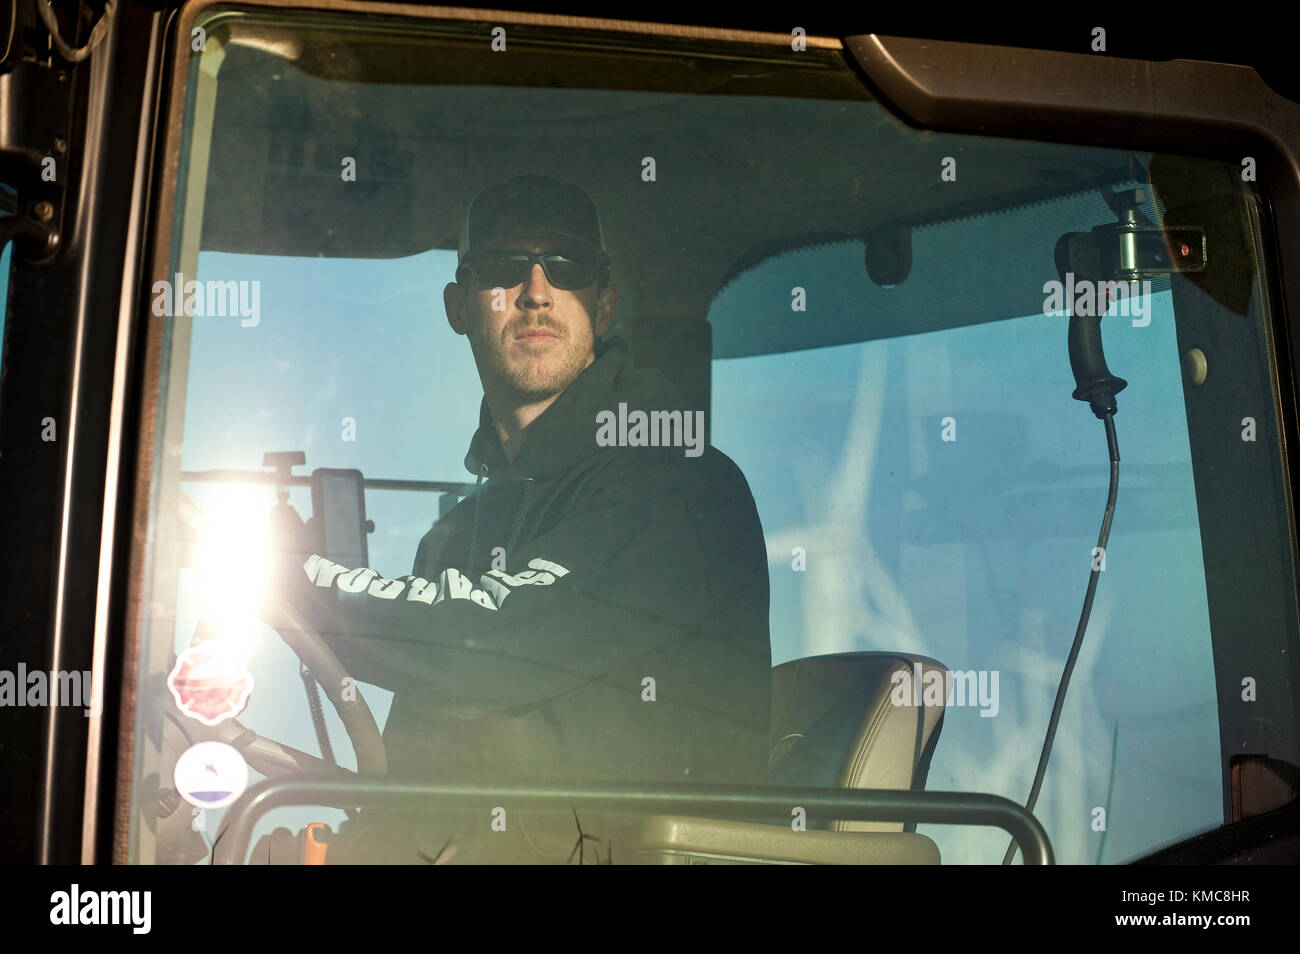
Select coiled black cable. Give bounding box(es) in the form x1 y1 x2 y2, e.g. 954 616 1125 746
1002 412 1119 864
300 662 336 768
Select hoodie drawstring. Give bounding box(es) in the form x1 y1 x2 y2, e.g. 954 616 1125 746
465 469 535 575
506 478 534 554
467 464 487 573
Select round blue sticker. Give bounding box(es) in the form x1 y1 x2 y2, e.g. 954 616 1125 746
173 741 249 810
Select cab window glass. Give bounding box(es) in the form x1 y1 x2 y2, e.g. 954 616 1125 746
712 235 1212 864
126 9 1299 864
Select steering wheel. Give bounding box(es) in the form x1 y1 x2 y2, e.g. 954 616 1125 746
164 491 386 861
154 595 386 862
175 590 388 778
172 489 386 777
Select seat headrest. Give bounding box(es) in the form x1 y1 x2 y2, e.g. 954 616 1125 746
771 652 948 833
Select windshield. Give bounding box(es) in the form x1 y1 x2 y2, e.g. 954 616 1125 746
122 8 1300 864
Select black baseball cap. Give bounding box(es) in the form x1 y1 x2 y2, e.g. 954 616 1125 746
457 174 610 264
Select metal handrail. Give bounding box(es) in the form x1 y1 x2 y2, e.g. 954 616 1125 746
179 468 478 496
216 776 1054 864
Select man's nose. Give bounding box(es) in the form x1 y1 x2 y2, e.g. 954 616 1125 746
519 263 553 306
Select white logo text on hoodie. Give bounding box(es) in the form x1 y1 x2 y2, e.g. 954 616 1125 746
302 554 570 611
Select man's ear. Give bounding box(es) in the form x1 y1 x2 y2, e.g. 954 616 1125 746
594 283 617 338
445 281 468 336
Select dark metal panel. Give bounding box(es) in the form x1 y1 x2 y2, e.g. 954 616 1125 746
842 35 1300 333
0 0 164 863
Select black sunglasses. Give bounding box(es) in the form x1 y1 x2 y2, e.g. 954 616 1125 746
458 249 608 291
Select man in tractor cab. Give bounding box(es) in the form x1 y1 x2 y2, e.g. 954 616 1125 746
264 174 772 862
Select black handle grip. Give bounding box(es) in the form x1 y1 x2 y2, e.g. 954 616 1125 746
1068 311 1127 418
1056 234 1128 419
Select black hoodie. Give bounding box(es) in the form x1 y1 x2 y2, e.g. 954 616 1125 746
290 336 772 807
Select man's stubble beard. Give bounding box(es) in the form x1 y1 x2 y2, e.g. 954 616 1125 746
470 319 594 403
